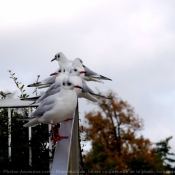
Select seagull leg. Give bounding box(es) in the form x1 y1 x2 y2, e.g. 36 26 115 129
52 124 68 143
51 124 55 140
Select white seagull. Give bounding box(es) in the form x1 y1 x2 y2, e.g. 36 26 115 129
23 78 82 142
51 52 112 83
27 67 67 89
69 67 99 102
21 67 111 103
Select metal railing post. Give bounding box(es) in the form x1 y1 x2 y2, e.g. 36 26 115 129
69 104 79 175
48 124 52 170
8 107 11 160
28 107 32 166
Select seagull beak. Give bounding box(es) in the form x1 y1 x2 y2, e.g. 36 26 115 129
51 57 56 62
74 85 83 89
83 65 85 67
50 72 57 76
80 71 86 74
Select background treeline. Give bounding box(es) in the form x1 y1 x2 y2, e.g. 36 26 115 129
81 91 175 174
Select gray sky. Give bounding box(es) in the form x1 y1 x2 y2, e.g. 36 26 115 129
1 0 175 154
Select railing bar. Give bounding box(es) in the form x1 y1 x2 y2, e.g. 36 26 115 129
48 124 52 170
28 107 32 166
8 107 11 160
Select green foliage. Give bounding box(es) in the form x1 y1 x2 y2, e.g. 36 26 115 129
32 75 40 96
85 142 116 171
0 72 55 174
0 107 8 165
8 70 29 98
155 136 175 171
0 91 12 99
0 108 53 173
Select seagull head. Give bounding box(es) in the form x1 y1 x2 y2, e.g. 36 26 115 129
50 67 66 76
73 58 83 65
51 52 66 62
61 78 82 90
69 67 85 76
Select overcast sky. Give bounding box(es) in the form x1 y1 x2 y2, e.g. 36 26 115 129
1 0 175 154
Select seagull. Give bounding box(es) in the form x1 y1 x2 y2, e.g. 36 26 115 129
30 67 68 104
69 67 99 102
51 52 112 83
27 75 56 88
21 66 111 104
25 67 99 104
23 78 82 143
51 52 72 71
27 67 67 89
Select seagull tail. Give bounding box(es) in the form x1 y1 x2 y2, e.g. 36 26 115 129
27 83 50 88
91 77 104 83
37 84 51 89
27 82 41 87
17 116 36 121
20 96 40 101
82 93 99 103
100 75 112 81
23 118 39 127
89 92 112 100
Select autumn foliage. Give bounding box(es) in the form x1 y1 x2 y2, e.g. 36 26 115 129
82 91 167 173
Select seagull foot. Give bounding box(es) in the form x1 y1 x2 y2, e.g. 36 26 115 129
63 117 74 122
52 135 68 143
52 125 68 143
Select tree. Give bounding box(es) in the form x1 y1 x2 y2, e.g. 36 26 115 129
82 91 164 173
155 136 175 171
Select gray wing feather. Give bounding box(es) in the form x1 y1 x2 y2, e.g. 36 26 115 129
84 66 112 81
35 82 61 103
82 79 95 94
27 76 56 87
84 66 99 76
82 79 111 99
41 75 56 84
31 94 57 117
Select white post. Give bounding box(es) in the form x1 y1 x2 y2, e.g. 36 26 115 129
8 108 11 160
28 107 32 166
51 104 79 175
69 104 79 175
48 124 52 170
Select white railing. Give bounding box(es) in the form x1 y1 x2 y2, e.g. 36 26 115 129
8 107 11 160
0 99 80 175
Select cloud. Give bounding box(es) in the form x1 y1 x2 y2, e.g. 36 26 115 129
0 0 175 155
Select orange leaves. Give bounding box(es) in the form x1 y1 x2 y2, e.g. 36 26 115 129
83 90 164 171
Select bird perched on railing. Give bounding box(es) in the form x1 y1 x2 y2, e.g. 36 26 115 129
51 52 112 83
22 78 82 143
23 67 110 104
27 67 68 89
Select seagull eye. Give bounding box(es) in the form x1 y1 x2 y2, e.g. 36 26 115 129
63 82 65 86
74 69 77 72
64 69 65 72
59 70 61 73
68 83 71 86
57 54 60 58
